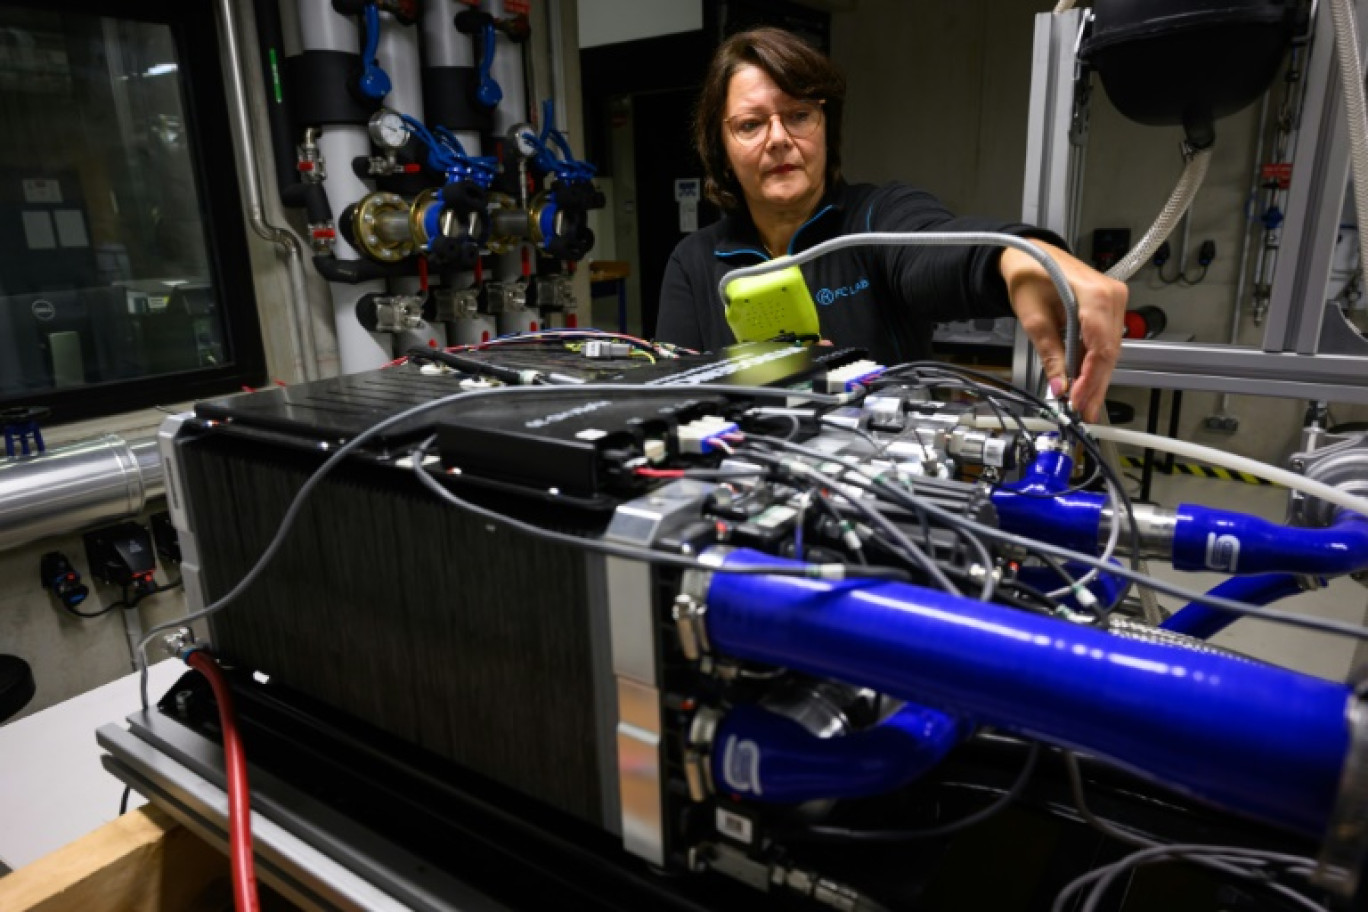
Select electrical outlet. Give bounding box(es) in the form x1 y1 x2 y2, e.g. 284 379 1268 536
1203 414 1239 432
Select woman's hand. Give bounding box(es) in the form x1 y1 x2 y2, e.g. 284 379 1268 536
999 241 1128 421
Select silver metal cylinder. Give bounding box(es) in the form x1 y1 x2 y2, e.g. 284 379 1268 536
1099 503 1177 559
0 435 164 552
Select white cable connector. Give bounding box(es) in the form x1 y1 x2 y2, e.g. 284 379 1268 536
677 416 740 455
818 359 886 394
1072 585 1099 611
583 340 632 359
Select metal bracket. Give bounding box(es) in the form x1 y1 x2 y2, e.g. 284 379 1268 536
672 593 710 661
684 706 721 802
1314 673 1368 896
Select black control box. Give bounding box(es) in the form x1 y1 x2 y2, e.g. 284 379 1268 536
83 521 157 590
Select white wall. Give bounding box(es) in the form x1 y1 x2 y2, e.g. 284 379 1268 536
832 0 1040 221
578 0 702 49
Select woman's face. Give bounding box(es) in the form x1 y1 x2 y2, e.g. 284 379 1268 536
722 64 827 221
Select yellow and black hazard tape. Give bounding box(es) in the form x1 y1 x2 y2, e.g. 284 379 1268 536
1118 456 1275 486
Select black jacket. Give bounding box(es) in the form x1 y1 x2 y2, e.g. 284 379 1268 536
656 181 1064 365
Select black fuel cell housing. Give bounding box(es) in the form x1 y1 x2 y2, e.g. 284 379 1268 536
436 393 724 497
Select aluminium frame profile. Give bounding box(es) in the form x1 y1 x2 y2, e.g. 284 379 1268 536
1019 1 1368 405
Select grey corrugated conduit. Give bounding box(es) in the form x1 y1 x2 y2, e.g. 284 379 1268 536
1105 147 1213 282
1330 0 1368 289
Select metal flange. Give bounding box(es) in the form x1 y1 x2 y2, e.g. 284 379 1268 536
352 191 414 262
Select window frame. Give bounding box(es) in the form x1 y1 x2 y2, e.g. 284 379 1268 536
0 0 266 423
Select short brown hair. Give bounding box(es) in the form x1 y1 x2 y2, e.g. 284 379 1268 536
693 27 847 211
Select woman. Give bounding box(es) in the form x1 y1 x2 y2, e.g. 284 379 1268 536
656 27 1127 421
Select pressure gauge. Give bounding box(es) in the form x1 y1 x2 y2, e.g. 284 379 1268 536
368 108 408 151
510 123 539 158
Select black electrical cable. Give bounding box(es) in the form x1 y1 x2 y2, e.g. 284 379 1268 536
782 740 1041 843
739 445 964 596
58 597 124 620
1055 751 1326 912
58 576 182 619
811 488 868 564
1026 553 1104 622
1065 847 1325 912
409 436 913 584
818 416 890 460
993 577 1062 616
406 347 534 384
748 410 803 441
740 424 1368 641
913 357 1144 609
1178 265 1210 286
744 434 998 599
878 371 1035 445
108 577 185 612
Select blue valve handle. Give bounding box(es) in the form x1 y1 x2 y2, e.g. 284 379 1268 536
356 4 392 100
476 22 502 108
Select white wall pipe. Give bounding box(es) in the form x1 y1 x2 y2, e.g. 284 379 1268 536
377 10 447 351
485 0 539 336
485 0 529 137
421 0 495 346
422 0 482 153
297 0 392 372
376 11 423 119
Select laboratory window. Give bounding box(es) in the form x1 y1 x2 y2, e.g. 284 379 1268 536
0 2 263 423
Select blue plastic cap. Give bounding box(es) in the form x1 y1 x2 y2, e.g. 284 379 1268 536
359 67 391 101
477 79 503 108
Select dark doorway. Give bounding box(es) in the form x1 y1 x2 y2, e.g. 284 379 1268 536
630 86 719 338
579 0 831 338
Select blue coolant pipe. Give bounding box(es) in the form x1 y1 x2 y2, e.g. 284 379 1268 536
703 549 1350 836
1162 574 1310 639
992 460 1368 576
991 449 1106 556
1170 510 1368 576
710 702 969 803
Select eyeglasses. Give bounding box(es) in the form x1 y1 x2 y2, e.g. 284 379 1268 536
724 102 824 146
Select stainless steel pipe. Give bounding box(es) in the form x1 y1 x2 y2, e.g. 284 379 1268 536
0 435 164 551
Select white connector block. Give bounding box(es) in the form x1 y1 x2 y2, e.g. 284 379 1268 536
583 340 633 359
677 416 739 454
818 359 885 393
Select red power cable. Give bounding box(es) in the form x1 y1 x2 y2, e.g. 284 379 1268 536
186 650 260 912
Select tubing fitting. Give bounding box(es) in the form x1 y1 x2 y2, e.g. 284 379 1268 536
352 191 414 262
1315 668 1368 898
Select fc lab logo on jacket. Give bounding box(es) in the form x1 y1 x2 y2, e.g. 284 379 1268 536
815 277 870 306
